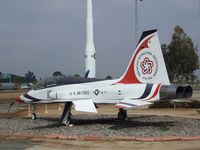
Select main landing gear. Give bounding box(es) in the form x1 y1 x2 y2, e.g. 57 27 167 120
60 102 72 126
118 108 127 120
31 104 37 120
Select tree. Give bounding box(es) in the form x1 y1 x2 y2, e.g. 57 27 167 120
14 76 21 89
25 71 36 83
162 25 199 83
53 71 64 76
105 76 112 79
162 44 174 80
74 74 80 77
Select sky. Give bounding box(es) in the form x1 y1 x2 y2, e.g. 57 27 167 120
0 0 199 79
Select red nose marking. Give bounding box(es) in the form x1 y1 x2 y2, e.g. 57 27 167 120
16 97 24 104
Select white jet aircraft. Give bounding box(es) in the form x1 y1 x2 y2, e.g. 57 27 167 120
15 30 192 125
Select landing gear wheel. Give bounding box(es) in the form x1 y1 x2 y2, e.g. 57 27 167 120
31 113 36 120
63 117 71 126
118 112 124 120
118 108 127 120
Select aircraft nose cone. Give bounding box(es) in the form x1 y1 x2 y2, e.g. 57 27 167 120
16 96 24 104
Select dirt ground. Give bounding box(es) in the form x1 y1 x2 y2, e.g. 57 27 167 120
0 90 25 102
1 138 200 150
0 90 200 150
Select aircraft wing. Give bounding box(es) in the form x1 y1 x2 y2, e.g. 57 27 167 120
115 99 152 109
48 91 97 113
72 99 97 113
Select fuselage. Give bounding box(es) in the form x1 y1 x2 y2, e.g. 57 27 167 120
19 76 161 105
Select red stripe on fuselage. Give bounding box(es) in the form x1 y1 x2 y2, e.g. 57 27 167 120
148 84 161 100
114 105 128 109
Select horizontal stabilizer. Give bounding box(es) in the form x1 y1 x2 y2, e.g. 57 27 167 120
72 99 97 113
171 99 192 103
115 99 152 109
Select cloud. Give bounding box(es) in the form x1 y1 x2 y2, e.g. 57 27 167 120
0 0 199 79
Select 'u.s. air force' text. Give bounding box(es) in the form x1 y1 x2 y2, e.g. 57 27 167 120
69 91 90 96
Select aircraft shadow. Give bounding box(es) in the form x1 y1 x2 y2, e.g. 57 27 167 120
27 117 61 129
29 115 175 130
72 116 175 130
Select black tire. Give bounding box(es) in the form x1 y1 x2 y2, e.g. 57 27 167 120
118 112 124 120
118 109 128 120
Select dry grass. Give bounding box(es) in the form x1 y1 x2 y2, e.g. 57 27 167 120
196 110 200 114
0 91 26 101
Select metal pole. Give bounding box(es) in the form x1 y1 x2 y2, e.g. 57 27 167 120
135 0 138 47
199 0 200 18
28 104 31 117
198 0 200 56
199 0 200 41
45 104 48 114
198 0 200 54
9 74 11 83
58 103 62 110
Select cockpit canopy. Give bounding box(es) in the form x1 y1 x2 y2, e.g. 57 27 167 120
33 76 103 90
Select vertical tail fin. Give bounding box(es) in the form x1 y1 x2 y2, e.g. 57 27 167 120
118 30 170 84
